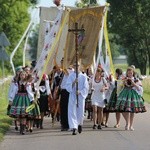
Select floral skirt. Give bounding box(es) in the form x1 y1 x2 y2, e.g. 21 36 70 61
9 93 40 118
115 87 146 113
105 87 117 112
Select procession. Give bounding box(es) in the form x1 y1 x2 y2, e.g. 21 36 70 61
5 0 147 136
0 0 150 150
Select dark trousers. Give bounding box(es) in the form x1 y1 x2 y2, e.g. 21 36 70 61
60 89 69 129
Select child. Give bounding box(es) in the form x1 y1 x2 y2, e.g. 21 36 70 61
8 71 35 134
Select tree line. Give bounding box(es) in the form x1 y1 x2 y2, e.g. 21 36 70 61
0 0 38 74
0 0 149 75
76 0 150 75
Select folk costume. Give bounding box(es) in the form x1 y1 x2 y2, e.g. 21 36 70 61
38 74 51 129
106 76 124 112
8 77 35 135
66 71 89 135
9 81 35 118
115 77 146 113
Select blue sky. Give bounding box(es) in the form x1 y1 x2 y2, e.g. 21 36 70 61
39 0 106 7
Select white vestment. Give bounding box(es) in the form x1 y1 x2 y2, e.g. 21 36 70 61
66 72 89 129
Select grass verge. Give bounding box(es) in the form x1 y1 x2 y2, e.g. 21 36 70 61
0 81 12 142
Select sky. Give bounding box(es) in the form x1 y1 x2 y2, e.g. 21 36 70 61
38 0 106 7
32 0 106 23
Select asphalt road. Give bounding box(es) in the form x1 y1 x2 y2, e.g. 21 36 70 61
0 104 150 150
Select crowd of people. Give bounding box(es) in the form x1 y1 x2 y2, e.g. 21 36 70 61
7 60 146 135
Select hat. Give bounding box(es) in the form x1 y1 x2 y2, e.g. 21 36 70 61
31 60 37 68
15 66 23 72
130 65 135 69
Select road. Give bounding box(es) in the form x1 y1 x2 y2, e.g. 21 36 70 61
0 104 150 150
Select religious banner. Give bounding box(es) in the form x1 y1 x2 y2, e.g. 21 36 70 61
45 8 70 71
33 8 64 86
64 6 105 69
37 7 60 58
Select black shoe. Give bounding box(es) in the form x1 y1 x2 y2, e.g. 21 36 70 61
35 119 40 128
15 126 18 131
101 123 105 126
93 124 97 129
40 119 43 129
98 125 102 130
20 124 25 135
29 129 33 133
78 125 82 134
87 115 90 119
72 129 77 135
105 124 108 127
20 124 23 134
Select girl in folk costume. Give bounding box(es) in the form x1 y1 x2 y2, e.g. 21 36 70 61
26 74 41 132
105 68 124 128
91 68 108 130
38 74 52 129
115 67 146 131
7 66 23 131
8 71 35 135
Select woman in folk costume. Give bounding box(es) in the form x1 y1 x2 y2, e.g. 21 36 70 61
66 62 89 135
115 67 146 131
8 70 35 135
105 68 124 128
7 66 23 131
38 74 52 129
91 68 108 130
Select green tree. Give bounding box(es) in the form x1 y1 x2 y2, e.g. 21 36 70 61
75 0 121 60
0 0 38 72
75 0 98 7
107 0 150 75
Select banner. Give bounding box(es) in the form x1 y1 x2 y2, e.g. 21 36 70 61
64 6 105 69
33 7 64 86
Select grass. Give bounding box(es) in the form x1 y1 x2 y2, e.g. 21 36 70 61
0 81 12 142
142 77 150 103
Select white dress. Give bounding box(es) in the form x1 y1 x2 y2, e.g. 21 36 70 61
91 78 107 108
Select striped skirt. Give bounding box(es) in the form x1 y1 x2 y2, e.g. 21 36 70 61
9 93 40 118
105 87 117 112
115 87 146 113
